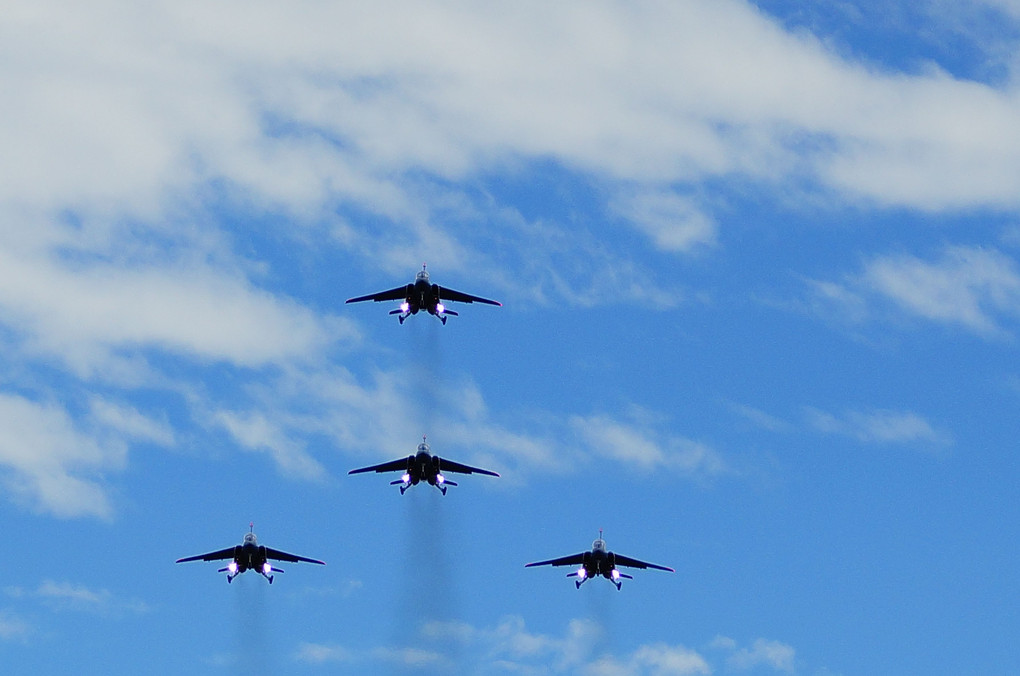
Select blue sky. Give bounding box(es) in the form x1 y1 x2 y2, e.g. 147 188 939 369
1 0 1019 673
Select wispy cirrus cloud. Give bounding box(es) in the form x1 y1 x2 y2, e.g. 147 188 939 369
863 246 1020 335
211 409 325 480
609 190 717 254
6 1 1020 297
710 635 796 673
570 411 727 476
0 610 31 643
5 580 149 617
294 642 353 664
88 398 175 447
808 245 1020 337
294 642 447 670
806 407 951 447
200 363 729 484
0 391 180 519
0 392 126 519
0 236 350 376
587 644 711 676
727 400 951 454
300 616 733 674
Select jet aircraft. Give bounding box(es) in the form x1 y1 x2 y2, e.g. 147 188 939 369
345 264 501 324
348 436 499 495
525 531 674 590
175 525 325 584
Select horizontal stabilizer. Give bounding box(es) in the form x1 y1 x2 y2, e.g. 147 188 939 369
389 309 403 315
443 309 459 316
390 479 406 485
217 567 230 573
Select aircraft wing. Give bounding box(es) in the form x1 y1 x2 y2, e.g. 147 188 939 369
612 552 674 572
525 552 586 568
437 457 500 477
346 285 409 304
264 547 326 565
436 285 502 306
348 456 412 475
175 546 236 563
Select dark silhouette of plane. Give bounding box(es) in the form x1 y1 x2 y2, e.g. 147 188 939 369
348 436 499 495
345 264 501 324
175 524 325 584
525 531 674 590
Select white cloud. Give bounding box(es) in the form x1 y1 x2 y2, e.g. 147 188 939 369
862 246 1020 335
295 642 353 664
372 646 448 669
0 389 187 518
588 645 711 676
986 0 1020 17
728 403 792 433
0 239 346 375
0 392 124 519
6 580 149 617
212 409 325 480
0 610 31 642
296 641 449 670
376 616 708 675
571 414 726 476
610 190 717 253
808 245 1020 338
633 644 712 675
89 398 175 447
806 408 950 446
727 638 796 673
5 1 1020 289
711 636 795 673
203 361 730 486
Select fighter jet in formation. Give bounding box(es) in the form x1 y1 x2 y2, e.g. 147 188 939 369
345 264 501 324
348 436 499 495
175 525 325 584
526 531 674 590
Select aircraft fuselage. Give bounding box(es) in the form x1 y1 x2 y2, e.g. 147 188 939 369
230 542 269 573
406 450 443 486
403 279 444 316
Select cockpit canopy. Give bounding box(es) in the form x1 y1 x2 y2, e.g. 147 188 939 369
243 532 257 545
417 442 430 454
415 269 430 282
592 538 606 552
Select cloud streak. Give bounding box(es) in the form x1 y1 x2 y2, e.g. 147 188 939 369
806 407 951 447
7 1 1020 283
6 580 149 617
0 392 125 519
300 617 796 674
808 245 1020 337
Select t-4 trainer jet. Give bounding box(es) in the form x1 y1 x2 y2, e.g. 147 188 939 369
175 525 325 584
348 436 499 495
526 531 674 590
345 264 501 324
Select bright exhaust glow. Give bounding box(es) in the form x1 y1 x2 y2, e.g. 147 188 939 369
400 302 410 313
263 562 272 575
228 562 238 574
577 567 587 579
436 473 445 485
401 473 411 484
436 303 445 314
611 569 620 580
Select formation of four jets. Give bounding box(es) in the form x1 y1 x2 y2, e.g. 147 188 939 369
177 267 673 589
